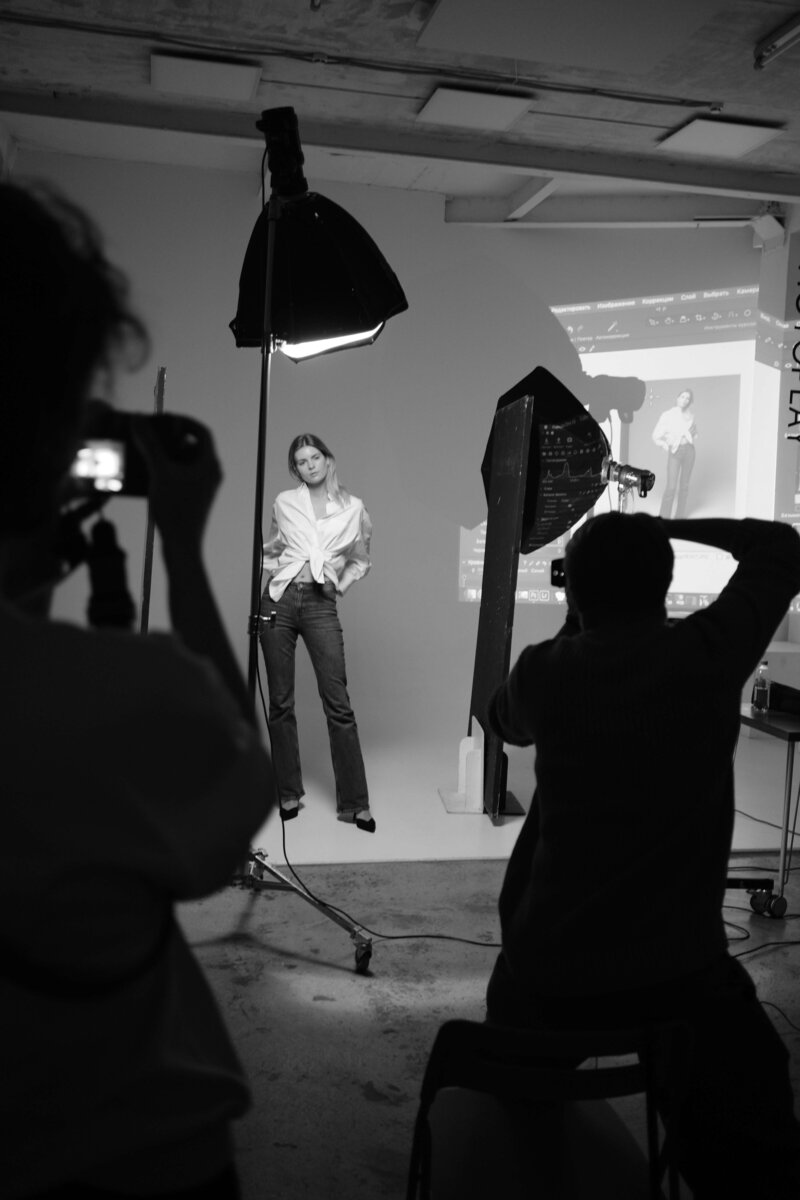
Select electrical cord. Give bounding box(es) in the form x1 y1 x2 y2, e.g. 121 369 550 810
734 768 800 867
761 1000 800 1035
725 914 800 1039
735 808 794 833
723 920 750 942
274 814 499 948
724 902 800 921
732 938 800 961
729 856 800 875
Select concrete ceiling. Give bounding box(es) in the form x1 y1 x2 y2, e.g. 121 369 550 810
1 0 800 230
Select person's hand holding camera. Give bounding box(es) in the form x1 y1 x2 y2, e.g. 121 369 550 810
131 413 221 553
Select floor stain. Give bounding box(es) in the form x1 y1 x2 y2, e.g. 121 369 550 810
361 1080 408 1106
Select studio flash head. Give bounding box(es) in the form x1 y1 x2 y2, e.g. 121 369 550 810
601 456 655 498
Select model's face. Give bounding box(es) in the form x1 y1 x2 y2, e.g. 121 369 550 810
294 446 329 486
677 391 692 409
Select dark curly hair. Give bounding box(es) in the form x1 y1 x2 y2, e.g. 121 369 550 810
0 181 149 532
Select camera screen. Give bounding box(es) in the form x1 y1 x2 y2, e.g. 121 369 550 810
70 439 126 493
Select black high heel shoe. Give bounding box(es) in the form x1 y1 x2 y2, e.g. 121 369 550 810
337 809 376 832
279 802 300 821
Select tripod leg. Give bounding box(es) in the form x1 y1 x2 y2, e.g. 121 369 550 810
245 851 374 973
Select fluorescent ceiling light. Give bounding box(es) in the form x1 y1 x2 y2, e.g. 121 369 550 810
657 118 782 159
416 87 531 131
754 14 800 68
150 53 261 102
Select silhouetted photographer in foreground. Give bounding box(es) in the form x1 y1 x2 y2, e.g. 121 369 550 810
486 511 800 1197
0 181 276 1198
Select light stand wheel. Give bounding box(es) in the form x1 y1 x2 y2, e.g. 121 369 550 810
749 889 771 915
748 888 787 917
354 940 373 975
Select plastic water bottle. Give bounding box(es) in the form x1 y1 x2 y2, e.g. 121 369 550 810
751 661 771 712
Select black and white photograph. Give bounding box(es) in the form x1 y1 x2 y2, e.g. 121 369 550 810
2 5 800 1199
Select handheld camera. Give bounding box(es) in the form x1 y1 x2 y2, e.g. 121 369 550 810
69 410 204 498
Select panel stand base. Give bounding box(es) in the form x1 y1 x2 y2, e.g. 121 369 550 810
440 733 485 814
438 787 525 819
494 790 525 819
439 788 483 813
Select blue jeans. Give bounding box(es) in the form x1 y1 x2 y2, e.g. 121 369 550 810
659 442 695 518
259 581 368 814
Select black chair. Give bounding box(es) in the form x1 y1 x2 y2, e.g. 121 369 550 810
407 1020 690 1200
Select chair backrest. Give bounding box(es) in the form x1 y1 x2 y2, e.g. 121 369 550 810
407 1019 690 1200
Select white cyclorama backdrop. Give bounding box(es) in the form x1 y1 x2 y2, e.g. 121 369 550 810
16 147 795 855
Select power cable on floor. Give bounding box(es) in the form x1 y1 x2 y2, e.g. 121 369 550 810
760 999 800 1035
276 814 500 947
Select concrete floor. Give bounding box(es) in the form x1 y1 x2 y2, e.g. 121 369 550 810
177 852 800 1200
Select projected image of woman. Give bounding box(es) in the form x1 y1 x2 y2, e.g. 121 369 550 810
652 388 697 518
259 434 375 831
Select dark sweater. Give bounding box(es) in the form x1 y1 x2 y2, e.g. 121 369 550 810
489 518 800 997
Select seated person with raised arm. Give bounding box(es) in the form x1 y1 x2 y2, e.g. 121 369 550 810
486 511 800 1199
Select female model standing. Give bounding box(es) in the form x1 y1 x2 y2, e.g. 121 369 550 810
259 433 375 831
652 387 697 518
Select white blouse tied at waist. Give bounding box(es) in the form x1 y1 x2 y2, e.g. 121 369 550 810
652 406 697 454
263 485 372 601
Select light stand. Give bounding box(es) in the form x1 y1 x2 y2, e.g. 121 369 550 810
229 107 407 972
231 106 408 695
246 185 278 698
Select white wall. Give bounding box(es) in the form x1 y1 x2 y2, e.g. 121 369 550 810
17 147 786 849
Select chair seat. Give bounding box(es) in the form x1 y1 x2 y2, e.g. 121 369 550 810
427 1089 653 1199
406 1020 690 1200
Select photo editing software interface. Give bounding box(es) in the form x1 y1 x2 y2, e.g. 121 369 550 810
460 285 796 615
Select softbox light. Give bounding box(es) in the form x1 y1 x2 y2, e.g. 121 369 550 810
229 109 408 360
480 366 611 554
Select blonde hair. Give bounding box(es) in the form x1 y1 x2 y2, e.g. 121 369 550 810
288 433 350 506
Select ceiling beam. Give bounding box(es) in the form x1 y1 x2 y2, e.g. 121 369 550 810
446 178 557 223
1 89 800 204
445 192 788 229
290 118 800 206
504 176 558 219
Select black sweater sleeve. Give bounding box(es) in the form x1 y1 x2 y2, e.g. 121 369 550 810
662 518 800 682
488 648 537 746
488 611 579 746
